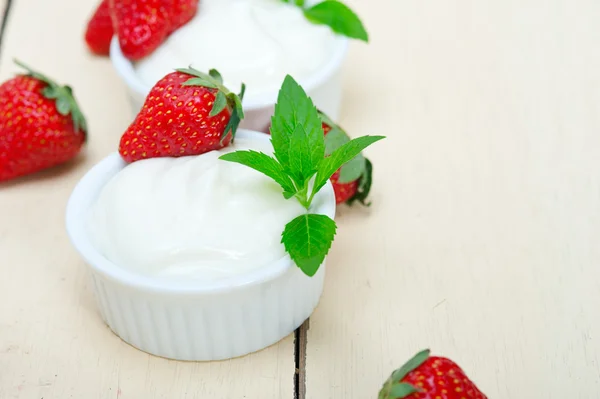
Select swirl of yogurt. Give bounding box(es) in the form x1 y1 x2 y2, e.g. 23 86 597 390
135 0 337 99
87 137 306 282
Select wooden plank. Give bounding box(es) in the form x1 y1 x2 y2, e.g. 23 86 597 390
305 0 600 398
0 1 295 398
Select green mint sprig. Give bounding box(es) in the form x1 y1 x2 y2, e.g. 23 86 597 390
220 75 384 276
281 0 369 42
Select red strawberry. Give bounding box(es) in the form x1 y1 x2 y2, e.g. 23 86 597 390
109 0 171 61
168 0 199 33
379 349 487 399
119 67 244 163
320 111 374 205
84 0 114 56
0 61 87 182
110 0 199 61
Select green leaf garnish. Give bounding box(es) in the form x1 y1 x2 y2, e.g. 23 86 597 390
303 0 368 42
219 150 297 197
176 66 245 142
271 75 324 172
313 135 384 195
282 214 337 276
14 59 88 135
220 75 384 276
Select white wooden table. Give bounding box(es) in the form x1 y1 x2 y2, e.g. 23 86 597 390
1 0 599 398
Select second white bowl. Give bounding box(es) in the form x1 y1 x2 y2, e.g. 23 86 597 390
110 37 348 131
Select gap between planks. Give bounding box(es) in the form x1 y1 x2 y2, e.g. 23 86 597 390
294 319 309 399
0 0 13 62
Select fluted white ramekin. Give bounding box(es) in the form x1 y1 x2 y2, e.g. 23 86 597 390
66 130 336 361
110 36 348 131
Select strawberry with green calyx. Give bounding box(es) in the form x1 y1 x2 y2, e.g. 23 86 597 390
119 67 245 163
320 111 373 205
281 0 369 42
220 75 384 277
0 60 87 182
379 349 488 399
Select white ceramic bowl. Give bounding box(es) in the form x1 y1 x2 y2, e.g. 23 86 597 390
66 130 336 361
110 36 348 131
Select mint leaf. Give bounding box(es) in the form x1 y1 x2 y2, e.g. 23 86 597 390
282 214 337 276
313 135 385 194
288 124 321 187
271 75 324 171
210 91 227 117
219 150 297 196
324 126 349 155
304 1 369 42
323 119 366 184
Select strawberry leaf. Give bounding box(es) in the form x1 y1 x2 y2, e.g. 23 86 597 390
209 69 223 84
282 214 337 276
347 158 373 206
338 154 365 183
304 0 369 42
181 78 218 89
219 150 297 196
391 349 431 381
15 59 88 134
222 85 246 143
386 383 420 399
210 91 228 117
313 135 384 195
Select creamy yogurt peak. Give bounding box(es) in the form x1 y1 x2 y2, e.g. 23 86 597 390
135 0 338 100
87 137 306 282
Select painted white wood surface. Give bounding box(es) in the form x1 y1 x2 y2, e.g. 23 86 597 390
1 0 600 398
305 0 600 398
0 1 294 398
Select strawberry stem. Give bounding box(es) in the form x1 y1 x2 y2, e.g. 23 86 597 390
13 59 88 134
177 66 245 143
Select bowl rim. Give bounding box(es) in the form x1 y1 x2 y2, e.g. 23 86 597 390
109 32 349 111
65 130 336 295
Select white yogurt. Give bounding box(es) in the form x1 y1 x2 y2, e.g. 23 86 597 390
87 137 305 282
135 0 337 99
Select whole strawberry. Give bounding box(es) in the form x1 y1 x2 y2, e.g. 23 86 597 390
110 0 198 61
109 0 170 61
379 349 487 399
320 111 374 205
85 0 114 56
119 67 244 163
0 61 87 182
